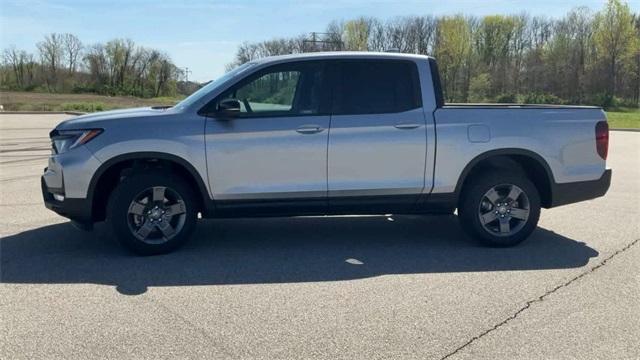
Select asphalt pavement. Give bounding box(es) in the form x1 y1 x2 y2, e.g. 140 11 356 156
1 114 638 359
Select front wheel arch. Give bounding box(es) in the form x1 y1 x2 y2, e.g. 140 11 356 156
89 152 211 222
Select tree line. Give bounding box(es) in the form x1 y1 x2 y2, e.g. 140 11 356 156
229 0 639 108
1 35 184 98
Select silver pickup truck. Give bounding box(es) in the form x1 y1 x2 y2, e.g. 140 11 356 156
42 52 611 255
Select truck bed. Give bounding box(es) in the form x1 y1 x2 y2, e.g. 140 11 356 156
443 103 601 110
431 104 607 195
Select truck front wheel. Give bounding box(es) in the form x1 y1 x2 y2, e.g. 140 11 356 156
458 172 541 247
107 170 198 255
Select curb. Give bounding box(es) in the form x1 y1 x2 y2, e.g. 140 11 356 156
610 128 640 132
0 111 86 115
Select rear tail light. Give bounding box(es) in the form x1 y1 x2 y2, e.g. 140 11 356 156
595 121 609 160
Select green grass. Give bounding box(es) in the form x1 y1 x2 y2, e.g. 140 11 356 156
606 108 640 129
0 91 184 112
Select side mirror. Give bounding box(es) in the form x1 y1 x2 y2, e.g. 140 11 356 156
216 99 241 119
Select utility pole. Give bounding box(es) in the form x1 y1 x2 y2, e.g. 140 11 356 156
183 67 192 83
302 32 343 53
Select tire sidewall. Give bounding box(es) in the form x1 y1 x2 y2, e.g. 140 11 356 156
459 172 541 247
107 171 198 255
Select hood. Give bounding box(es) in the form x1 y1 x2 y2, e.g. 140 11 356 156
56 107 173 130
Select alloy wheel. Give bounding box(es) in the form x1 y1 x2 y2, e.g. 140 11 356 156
477 183 530 236
126 186 187 244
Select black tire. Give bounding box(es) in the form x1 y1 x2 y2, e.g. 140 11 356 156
458 171 541 247
107 170 198 255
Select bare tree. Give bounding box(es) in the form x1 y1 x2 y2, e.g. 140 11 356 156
325 20 345 50
62 33 83 75
3 47 27 88
37 33 64 91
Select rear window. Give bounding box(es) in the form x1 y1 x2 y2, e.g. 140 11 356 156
333 60 422 115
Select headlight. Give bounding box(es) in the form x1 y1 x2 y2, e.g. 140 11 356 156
50 129 103 154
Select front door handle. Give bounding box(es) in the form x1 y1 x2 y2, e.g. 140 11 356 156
394 123 421 129
296 125 324 134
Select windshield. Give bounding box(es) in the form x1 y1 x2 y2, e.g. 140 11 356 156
174 62 256 110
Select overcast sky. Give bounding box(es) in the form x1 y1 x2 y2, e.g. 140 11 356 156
2 0 638 82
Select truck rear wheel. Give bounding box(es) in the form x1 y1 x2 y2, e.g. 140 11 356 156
458 172 541 247
107 170 198 255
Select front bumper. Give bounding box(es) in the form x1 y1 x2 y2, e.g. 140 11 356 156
40 143 101 223
549 169 612 207
42 174 92 223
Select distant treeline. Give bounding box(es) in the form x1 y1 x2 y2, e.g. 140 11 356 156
1 36 187 98
229 0 639 108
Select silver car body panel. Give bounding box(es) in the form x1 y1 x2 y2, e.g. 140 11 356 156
42 145 102 198
205 114 331 200
46 52 606 211
327 108 427 199
77 109 210 198
431 107 607 193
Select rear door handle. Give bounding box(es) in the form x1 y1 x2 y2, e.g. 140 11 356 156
296 125 324 134
394 123 421 129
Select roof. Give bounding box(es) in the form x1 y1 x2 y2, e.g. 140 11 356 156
252 51 433 65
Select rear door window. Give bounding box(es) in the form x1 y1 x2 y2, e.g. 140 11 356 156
333 60 422 115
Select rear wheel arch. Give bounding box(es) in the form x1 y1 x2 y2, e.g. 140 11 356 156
89 152 211 222
455 149 555 208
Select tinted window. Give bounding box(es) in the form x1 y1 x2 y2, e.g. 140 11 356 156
235 71 301 113
334 60 421 115
177 62 256 111
214 62 327 117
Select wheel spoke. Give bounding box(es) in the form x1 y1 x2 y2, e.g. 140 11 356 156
510 207 529 220
506 185 522 202
128 201 146 215
499 217 511 233
152 186 166 202
157 221 176 239
135 222 155 239
480 211 498 225
484 188 500 205
166 202 186 216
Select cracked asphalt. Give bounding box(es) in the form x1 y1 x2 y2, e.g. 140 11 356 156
1 114 639 359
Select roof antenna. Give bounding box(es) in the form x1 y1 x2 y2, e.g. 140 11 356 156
385 48 400 53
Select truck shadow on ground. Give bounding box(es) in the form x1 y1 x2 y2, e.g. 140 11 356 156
1 215 598 295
